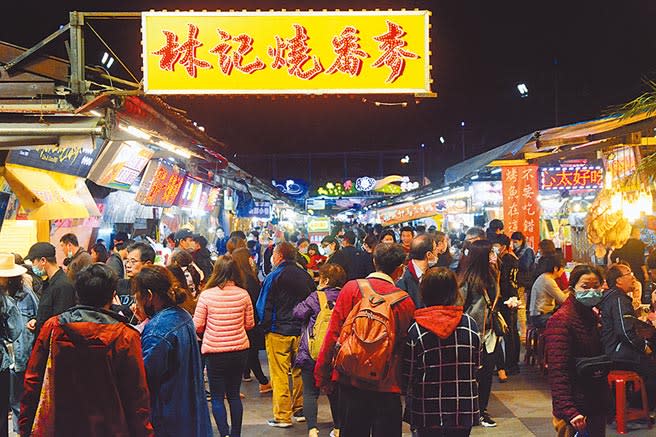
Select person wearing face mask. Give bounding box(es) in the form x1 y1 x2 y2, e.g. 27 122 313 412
544 265 609 437
133 265 212 437
396 234 439 308
256 242 316 428
25 243 76 336
321 236 348 270
59 233 92 282
598 263 656 413
296 238 311 269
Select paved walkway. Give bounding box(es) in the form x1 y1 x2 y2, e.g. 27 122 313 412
234 352 653 437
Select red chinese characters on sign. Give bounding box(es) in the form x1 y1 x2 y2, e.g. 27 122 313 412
152 24 212 78
503 166 540 251
326 26 370 76
209 29 266 75
268 24 324 80
136 161 186 207
540 166 604 191
372 21 419 83
150 20 421 83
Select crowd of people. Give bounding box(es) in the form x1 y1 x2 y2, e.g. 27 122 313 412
0 220 653 436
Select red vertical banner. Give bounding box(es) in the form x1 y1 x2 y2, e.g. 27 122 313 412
502 165 540 250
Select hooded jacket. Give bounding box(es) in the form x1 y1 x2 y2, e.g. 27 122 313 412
20 306 153 437
544 294 609 422
402 306 481 429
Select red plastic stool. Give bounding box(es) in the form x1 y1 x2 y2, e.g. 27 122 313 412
607 370 653 434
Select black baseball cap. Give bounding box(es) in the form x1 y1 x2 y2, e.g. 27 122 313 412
175 229 194 241
26 242 56 260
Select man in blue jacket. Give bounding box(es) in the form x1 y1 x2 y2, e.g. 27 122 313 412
257 242 315 428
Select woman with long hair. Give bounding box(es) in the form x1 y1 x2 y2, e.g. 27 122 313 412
169 249 202 296
194 255 255 437
133 265 211 437
459 239 500 428
231 248 271 393
90 243 109 263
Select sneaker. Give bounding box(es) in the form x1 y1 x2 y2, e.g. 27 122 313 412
267 419 292 428
242 375 253 382
330 429 340 437
480 411 497 427
293 410 306 422
309 428 319 437
259 382 273 394
497 369 508 383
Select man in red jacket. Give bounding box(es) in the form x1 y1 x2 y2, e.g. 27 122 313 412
315 243 416 437
20 264 153 436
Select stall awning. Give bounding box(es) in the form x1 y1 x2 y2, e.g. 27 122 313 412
444 113 656 185
1 164 100 220
444 133 535 185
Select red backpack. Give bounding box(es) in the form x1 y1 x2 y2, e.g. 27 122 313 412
333 279 408 383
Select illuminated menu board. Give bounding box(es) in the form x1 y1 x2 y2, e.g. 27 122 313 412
175 176 204 209
198 185 220 212
88 140 154 191
135 160 185 206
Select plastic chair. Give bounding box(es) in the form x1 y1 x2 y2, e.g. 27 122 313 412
607 370 653 434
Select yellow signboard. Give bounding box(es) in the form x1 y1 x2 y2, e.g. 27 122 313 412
142 10 432 94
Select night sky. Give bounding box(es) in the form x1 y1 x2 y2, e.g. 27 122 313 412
3 1 656 185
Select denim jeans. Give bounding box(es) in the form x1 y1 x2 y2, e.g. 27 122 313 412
301 367 340 430
9 370 23 433
206 350 248 437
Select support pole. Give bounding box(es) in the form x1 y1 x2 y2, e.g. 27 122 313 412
69 11 86 97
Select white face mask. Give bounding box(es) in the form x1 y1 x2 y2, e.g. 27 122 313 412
427 251 438 267
321 245 334 257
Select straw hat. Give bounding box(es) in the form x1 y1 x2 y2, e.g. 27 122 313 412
0 253 27 278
